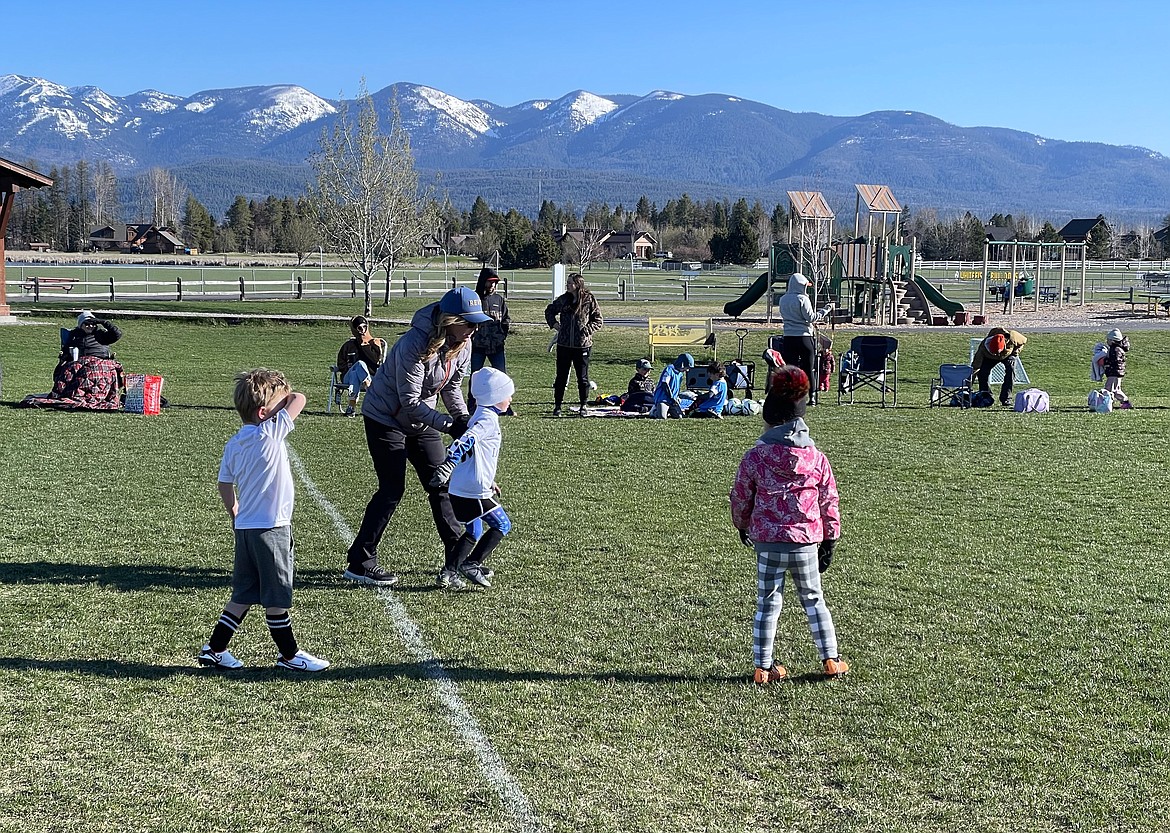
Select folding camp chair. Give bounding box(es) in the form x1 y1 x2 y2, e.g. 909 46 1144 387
838 335 898 407
930 364 972 408
968 338 1029 386
326 365 347 413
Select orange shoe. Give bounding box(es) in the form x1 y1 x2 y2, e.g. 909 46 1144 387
753 665 787 684
822 657 850 679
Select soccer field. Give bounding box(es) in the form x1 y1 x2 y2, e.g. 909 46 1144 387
1 316 1168 832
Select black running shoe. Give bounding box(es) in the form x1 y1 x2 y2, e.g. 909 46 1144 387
342 564 399 587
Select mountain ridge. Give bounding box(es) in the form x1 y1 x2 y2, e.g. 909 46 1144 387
1 74 1166 222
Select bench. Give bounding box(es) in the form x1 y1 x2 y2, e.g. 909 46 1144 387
1039 286 1079 303
1128 289 1170 317
21 276 79 294
648 317 717 363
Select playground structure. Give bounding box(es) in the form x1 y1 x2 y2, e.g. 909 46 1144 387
978 239 1089 317
724 183 971 326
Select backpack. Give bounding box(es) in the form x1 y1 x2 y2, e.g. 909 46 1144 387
1088 389 1113 413
971 390 995 408
1014 388 1049 413
1090 343 1107 382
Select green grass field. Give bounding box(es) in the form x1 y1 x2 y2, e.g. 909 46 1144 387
1 312 1168 832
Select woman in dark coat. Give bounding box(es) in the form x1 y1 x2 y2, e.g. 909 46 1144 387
468 266 513 414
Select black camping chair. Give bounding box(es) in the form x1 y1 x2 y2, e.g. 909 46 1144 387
838 336 898 407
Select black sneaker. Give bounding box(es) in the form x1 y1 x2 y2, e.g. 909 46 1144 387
342 563 399 587
463 562 494 580
551 407 562 417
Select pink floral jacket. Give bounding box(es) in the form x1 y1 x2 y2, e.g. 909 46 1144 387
729 420 841 544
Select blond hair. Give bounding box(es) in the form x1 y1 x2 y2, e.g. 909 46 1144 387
420 312 471 363
233 368 290 423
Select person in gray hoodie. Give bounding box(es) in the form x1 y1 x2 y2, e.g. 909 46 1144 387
344 287 491 588
777 273 818 403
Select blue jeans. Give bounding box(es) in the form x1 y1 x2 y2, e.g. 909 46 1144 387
469 350 506 410
342 361 373 400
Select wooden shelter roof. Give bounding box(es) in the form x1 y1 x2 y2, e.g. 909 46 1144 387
855 184 901 214
0 156 54 191
787 191 834 220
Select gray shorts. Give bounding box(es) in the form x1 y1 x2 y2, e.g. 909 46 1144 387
231 525 294 609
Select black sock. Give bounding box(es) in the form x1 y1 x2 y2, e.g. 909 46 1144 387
446 533 477 571
208 608 245 653
466 528 504 567
266 611 298 659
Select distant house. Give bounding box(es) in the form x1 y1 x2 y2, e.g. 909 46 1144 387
1058 218 1106 244
125 223 183 254
554 225 658 261
420 234 444 258
985 225 1016 243
1154 226 1170 248
89 225 125 251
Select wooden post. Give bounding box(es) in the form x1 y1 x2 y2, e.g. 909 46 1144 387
239 275 245 301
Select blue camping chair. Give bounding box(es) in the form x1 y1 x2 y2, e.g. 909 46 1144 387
838 336 898 407
930 364 972 408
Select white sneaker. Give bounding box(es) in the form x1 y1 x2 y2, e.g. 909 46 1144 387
276 650 330 672
197 644 243 669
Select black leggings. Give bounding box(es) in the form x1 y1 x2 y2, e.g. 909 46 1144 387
347 418 463 567
782 335 817 398
553 345 591 408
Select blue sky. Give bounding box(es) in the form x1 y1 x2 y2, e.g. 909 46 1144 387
8 0 1166 155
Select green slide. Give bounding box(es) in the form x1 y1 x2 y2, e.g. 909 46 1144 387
912 274 966 318
723 271 771 318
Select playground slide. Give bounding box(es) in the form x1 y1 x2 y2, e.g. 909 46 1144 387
723 272 770 318
912 274 965 318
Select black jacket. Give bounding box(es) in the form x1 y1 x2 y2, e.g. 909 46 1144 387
65 320 122 359
471 292 510 355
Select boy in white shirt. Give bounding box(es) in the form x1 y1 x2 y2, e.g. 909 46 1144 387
429 367 515 589
198 368 329 672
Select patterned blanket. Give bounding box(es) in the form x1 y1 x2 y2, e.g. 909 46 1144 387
19 357 125 410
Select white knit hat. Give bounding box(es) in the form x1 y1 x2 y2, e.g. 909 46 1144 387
470 367 515 407
77 310 97 327
1107 328 1124 343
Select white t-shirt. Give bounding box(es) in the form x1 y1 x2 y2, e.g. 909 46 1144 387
218 410 295 529
449 407 502 499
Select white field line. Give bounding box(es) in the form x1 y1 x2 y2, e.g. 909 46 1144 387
289 449 541 833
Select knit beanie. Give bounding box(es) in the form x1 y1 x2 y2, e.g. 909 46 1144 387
1107 328 1124 344
987 333 1007 354
763 365 810 424
77 310 97 327
470 367 515 407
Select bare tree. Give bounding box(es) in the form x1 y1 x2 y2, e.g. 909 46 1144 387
575 226 608 270
92 162 120 226
133 168 185 227
309 81 432 315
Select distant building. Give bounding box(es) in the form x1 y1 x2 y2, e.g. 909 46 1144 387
984 225 1016 243
1058 218 1106 244
554 225 657 260
90 223 183 254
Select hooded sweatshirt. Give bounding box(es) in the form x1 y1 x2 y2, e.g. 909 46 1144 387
729 418 841 545
361 303 470 434
779 283 816 337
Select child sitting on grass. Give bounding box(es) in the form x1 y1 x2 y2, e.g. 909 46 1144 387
429 367 515 589
622 357 655 413
198 368 329 672
689 361 728 418
729 365 847 684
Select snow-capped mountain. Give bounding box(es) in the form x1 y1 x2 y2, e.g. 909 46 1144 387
2 73 1168 221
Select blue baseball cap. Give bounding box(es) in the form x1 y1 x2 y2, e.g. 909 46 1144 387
439 286 491 324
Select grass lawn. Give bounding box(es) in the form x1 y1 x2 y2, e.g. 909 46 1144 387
1 312 1168 832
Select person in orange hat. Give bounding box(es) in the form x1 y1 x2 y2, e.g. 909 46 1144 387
972 327 1028 406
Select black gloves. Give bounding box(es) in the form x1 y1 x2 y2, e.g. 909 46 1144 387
447 414 470 439
428 460 456 489
818 539 837 573
739 529 753 547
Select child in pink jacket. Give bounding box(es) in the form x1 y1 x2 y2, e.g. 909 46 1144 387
729 365 848 684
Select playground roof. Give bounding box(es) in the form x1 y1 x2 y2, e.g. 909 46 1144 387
787 191 835 220
855 184 901 214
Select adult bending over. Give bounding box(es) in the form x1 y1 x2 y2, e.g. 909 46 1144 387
545 272 604 416
335 315 386 417
972 327 1027 406
344 287 491 587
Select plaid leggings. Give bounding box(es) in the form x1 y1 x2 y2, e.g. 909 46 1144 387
754 543 838 669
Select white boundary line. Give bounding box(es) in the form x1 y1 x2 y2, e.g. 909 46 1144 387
289 449 541 832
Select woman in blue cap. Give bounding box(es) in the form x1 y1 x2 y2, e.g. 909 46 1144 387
344 286 491 588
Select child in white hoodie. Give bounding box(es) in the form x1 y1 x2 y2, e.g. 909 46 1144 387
429 367 515 589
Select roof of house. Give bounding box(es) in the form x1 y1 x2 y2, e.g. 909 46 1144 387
985 226 1016 242
1058 218 1104 241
